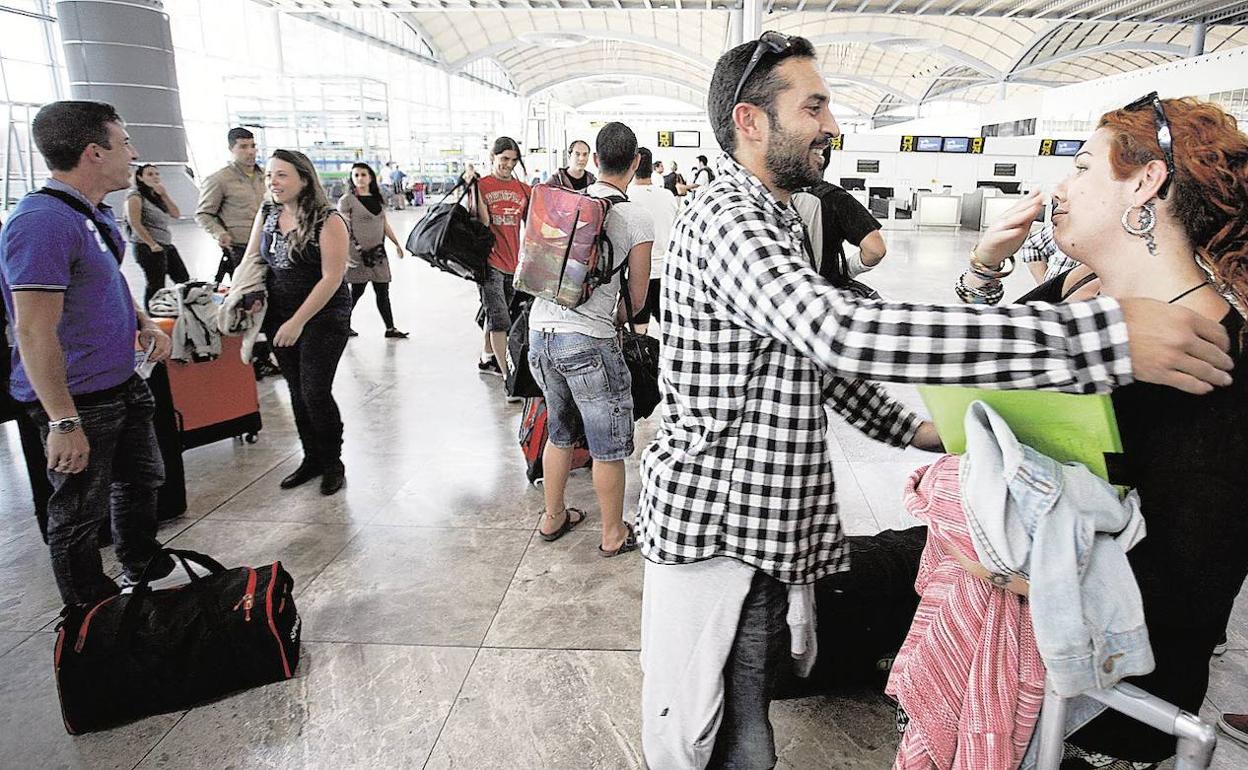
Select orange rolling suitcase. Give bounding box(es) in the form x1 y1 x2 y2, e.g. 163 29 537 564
155 318 262 450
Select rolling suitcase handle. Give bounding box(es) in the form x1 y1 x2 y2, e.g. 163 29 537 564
1035 681 1218 770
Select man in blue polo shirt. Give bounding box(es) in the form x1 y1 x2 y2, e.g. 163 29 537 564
0 101 173 605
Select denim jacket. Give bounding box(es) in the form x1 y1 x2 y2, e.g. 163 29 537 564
958 401 1153 697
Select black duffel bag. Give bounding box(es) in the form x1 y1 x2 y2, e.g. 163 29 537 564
505 300 544 399
54 549 301 734
405 177 494 284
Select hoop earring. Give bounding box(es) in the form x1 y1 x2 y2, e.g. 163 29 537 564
1121 202 1158 257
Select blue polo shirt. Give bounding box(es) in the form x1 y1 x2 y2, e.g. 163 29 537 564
0 179 137 403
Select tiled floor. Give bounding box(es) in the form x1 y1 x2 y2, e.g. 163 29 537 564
1 214 1244 769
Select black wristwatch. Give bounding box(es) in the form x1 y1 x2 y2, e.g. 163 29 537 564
48 416 83 434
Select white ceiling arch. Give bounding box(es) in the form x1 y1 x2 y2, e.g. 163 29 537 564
260 3 1248 120
553 80 710 110
444 28 717 73
1007 39 1188 79
526 71 711 102
803 31 1003 78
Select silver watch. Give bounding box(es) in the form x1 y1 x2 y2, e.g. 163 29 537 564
48 416 83 434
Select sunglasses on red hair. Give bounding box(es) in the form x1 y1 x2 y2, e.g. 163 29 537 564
1123 91 1175 200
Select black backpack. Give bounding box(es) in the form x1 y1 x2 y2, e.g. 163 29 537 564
405 178 495 283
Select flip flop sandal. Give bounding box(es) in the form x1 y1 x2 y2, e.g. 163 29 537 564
539 507 587 542
599 521 638 558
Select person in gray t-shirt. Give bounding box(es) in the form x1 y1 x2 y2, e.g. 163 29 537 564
527 122 653 557
125 164 189 309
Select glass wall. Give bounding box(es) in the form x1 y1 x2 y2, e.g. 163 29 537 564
1 0 522 208
165 0 521 185
1 0 66 208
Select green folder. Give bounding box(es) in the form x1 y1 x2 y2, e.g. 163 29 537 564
917 386 1123 482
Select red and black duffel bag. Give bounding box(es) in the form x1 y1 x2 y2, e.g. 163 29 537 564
54 549 301 734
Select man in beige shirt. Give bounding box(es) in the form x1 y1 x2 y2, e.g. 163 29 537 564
195 127 265 284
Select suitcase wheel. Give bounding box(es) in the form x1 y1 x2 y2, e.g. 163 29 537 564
244 432 259 444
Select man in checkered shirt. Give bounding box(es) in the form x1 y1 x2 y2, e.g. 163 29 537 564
636 34 1235 769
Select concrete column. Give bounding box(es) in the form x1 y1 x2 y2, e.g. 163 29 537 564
1189 19 1207 58
54 0 195 214
742 0 764 43
729 7 744 48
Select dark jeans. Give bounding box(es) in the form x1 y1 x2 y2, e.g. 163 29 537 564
132 242 190 309
15 409 54 542
214 243 246 284
26 376 165 605
350 281 395 329
269 313 350 474
708 570 789 770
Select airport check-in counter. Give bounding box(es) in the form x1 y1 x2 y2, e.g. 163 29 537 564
960 189 1024 231
867 195 915 231
916 192 961 228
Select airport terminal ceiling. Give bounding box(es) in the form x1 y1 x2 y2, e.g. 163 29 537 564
261 1 1248 117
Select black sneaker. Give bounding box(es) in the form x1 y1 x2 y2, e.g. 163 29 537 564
477 357 502 377
1213 633 1229 655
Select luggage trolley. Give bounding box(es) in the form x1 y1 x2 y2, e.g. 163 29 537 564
915 386 1221 770
1035 682 1218 770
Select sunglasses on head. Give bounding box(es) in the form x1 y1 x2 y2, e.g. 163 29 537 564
732 31 796 107
1123 91 1175 200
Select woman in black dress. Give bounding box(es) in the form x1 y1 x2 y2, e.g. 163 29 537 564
242 149 352 495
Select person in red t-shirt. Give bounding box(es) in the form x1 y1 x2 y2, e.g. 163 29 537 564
466 136 530 388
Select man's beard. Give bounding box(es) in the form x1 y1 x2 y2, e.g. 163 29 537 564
765 123 827 192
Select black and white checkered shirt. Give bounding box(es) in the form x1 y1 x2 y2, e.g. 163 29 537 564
637 156 1134 585
1020 222 1081 283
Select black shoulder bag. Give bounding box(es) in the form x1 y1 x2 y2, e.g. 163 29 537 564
617 257 661 420
405 177 494 284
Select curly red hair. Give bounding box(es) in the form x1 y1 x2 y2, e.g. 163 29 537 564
1098 97 1248 311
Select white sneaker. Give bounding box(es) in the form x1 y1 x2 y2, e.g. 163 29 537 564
120 559 213 594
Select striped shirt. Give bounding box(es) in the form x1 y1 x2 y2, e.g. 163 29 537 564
636 155 1133 585
887 457 1045 770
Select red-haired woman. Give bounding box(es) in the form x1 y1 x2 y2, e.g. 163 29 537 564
964 96 1248 768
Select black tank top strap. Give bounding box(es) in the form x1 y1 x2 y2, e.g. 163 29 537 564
1059 271 1099 302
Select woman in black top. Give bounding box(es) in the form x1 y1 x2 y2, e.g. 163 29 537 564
242 149 351 495
963 97 1248 767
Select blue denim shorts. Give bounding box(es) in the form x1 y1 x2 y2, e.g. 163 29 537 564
528 331 634 462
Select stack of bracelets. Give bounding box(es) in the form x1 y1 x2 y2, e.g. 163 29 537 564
955 252 1014 305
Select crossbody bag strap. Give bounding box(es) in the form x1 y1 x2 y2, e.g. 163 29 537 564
33 188 122 264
